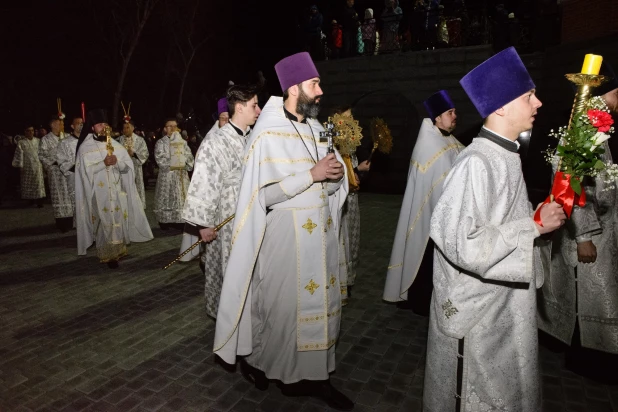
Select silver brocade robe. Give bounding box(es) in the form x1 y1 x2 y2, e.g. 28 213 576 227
56 134 79 219
214 97 348 382
424 136 546 412
118 133 149 209
538 140 618 354
338 154 359 303
182 122 249 318
75 135 153 261
154 135 194 223
12 137 45 199
40 132 73 218
383 118 463 302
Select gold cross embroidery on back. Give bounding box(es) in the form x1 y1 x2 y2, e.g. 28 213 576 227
305 279 320 295
442 299 459 319
302 218 317 235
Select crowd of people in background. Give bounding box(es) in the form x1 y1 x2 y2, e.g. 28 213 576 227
0 118 204 206
299 0 532 60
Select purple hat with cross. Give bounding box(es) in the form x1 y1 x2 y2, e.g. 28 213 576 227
217 98 228 115
460 47 535 119
423 90 455 120
275 52 320 92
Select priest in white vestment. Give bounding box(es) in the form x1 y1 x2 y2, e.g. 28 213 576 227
538 68 618 383
214 53 353 411
183 85 261 318
154 119 194 230
75 109 153 269
423 47 566 412
384 90 463 315
12 125 45 206
118 120 149 209
39 116 73 231
56 116 82 227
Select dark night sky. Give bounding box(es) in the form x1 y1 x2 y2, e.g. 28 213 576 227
1 0 502 133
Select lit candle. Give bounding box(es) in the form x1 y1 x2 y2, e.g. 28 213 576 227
81 102 86 122
581 54 603 75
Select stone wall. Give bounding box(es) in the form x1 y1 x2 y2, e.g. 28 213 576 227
315 34 618 198
315 46 493 194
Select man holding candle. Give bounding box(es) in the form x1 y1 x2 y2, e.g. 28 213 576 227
118 120 149 209
74 109 153 268
538 60 618 384
56 116 83 225
423 47 565 411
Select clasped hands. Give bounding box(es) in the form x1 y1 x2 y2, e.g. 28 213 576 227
310 153 344 182
104 155 117 166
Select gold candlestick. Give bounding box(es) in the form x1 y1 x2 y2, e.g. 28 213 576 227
565 73 609 129
104 126 114 156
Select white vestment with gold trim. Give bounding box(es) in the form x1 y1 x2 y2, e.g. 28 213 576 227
75 135 153 261
213 97 349 383
154 132 194 223
383 118 463 302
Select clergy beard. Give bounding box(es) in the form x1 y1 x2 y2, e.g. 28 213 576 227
296 88 321 119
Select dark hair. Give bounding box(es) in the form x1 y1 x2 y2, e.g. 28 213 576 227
282 82 303 101
163 117 177 127
123 120 136 127
24 124 35 131
227 84 260 116
49 116 61 125
71 116 83 123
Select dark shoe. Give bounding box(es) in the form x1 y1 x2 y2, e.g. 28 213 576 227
281 380 354 411
107 260 119 269
240 359 269 391
159 222 169 230
347 286 353 298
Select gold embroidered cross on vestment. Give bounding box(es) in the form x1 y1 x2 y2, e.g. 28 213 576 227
442 299 459 319
305 279 320 295
302 218 317 234
98 181 105 188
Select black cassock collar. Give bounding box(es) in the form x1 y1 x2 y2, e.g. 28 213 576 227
478 127 519 153
283 107 308 124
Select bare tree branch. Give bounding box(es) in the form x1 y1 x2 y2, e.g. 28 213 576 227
164 0 213 113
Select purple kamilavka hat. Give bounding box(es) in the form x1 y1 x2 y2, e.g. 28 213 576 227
274 52 320 92
423 90 455 120
460 47 535 118
217 98 228 115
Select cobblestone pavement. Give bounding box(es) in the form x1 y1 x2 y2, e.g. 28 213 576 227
1 191 617 412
